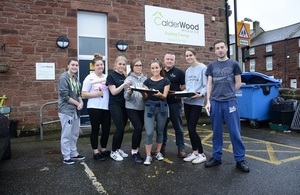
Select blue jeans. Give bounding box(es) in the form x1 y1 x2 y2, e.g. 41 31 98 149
163 102 185 151
144 105 168 145
210 100 246 162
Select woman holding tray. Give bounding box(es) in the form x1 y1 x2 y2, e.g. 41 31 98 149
142 59 170 165
124 58 147 163
182 47 208 164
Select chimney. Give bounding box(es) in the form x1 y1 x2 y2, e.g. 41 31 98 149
253 21 260 32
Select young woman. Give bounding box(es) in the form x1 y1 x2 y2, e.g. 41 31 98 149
106 56 131 161
183 48 207 164
82 53 111 161
58 58 85 165
143 59 170 165
124 58 147 164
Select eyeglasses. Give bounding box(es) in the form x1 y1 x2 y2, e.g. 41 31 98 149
134 64 143 67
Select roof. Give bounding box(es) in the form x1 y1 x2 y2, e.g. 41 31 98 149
229 22 300 47
252 22 300 46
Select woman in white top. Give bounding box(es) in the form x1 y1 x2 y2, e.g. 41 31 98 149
82 53 111 161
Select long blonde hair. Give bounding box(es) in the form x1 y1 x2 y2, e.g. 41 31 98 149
114 56 128 76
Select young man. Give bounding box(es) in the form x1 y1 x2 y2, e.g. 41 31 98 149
204 40 250 173
162 52 186 158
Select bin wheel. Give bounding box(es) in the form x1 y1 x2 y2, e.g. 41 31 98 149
250 121 259 129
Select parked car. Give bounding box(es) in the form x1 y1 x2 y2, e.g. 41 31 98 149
0 106 11 161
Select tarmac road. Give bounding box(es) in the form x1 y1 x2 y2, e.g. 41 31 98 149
1 119 300 195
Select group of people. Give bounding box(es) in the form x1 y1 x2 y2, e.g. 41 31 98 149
57 39 250 172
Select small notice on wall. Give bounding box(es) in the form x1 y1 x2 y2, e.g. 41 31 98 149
36 63 55 80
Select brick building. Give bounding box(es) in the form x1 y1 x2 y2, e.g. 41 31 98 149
0 0 227 131
230 21 300 88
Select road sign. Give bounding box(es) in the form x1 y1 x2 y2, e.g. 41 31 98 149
237 22 251 47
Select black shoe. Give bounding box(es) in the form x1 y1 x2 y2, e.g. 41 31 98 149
93 153 105 161
177 150 187 158
205 157 222 168
132 152 143 164
100 150 111 157
70 155 85 161
236 161 250 173
63 159 75 165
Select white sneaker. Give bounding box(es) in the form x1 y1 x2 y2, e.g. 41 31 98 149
110 151 123 161
155 152 164 161
117 149 128 158
192 154 207 164
183 153 198 162
144 155 152 165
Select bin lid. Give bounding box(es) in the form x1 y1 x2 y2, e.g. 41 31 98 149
241 72 280 84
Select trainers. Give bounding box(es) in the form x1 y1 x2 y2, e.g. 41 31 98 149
205 157 222 168
155 152 164 161
110 151 123 161
117 149 128 158
177 150 187 158
192 154 207 164
236 160 250 173
132 152 143 164
63 159 75 165
100 150 111 157
70 155 85 161
183 153 198 162
144 155 152 165
93 153 105 161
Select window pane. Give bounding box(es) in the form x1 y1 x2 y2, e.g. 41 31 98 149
266 56 273 70
79 37 105 55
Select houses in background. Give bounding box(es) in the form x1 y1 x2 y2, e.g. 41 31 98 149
230 21 300 88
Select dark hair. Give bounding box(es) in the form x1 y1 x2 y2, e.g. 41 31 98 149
150 58 164 77
68 58 78 65
92 53 103 65
185 47 197 56
213 39 226 47
130 58 142 72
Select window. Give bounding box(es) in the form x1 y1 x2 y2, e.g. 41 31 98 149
266 56 273 70
249 48 255 55
266 44 272 52
298 39 300 47
77 11 107 72
249 59 255 72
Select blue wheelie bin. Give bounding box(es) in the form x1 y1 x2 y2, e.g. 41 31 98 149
236 72 281 128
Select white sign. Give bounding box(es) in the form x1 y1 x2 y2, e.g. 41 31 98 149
145 5 205 46
36 63 55 80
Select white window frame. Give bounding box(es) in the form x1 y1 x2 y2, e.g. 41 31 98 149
249 48 255 55
266 56 273 71
77 11 108 74
249 59 255 72
298 53 300 68
266 44 272 52
298 39 300 47
229 45 233 56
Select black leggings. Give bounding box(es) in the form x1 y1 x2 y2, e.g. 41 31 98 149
109 104 128 151
87 108 111 150
184 103 204 153
127 109 144 150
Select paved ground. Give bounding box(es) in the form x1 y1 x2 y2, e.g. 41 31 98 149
1 118 300 195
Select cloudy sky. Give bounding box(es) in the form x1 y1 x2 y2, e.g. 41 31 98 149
228 0 300 34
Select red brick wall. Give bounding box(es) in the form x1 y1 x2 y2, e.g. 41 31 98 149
0 0 226 130
244 38 300 88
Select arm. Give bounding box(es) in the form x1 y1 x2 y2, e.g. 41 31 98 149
235 74 243 91
108 79 131 96
205 75 213 111
154 84 170 100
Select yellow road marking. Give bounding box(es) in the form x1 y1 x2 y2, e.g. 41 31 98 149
167 127 300 165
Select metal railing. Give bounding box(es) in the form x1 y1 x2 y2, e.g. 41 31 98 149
39 101 59 140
